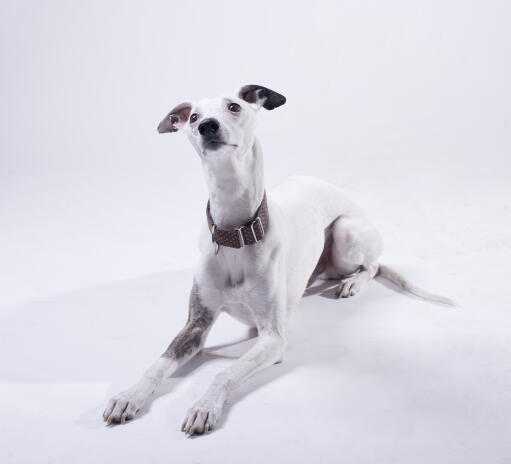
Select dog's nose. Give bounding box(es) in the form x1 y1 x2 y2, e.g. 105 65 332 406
198 118 220 136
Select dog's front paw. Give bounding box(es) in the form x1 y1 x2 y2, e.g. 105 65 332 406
181 395 225 435
103 389 147 424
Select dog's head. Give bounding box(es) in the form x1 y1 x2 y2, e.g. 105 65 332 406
157 85 286 158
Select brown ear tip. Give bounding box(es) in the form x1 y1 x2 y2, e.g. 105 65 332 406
239 84 286 110
268 94 286 109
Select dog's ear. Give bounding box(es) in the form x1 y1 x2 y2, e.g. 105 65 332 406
157 102 192 133
238 85 286 110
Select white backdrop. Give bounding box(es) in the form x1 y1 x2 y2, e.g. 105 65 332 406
1 1 510 463
2 0 509 306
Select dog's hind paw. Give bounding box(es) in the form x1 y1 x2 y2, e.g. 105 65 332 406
335 271 368 298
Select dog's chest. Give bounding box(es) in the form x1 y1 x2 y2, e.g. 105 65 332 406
217 246 253 286
216 251 260 326
219 274 263 326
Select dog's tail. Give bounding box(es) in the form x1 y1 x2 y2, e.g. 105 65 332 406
377 264 456 306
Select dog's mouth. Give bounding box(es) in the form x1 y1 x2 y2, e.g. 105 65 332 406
202 139 238 151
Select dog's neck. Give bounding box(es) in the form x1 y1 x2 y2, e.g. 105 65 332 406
202 138 264 230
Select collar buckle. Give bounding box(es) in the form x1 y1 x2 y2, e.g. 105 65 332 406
236 227 245 248
250 216 264 243
211 225 220 254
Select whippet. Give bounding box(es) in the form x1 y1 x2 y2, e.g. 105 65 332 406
103 85 453 434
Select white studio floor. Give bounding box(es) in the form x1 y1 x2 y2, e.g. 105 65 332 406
1 192 510 463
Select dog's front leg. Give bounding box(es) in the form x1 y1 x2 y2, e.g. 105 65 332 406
103 282 216 424
182 324 286 435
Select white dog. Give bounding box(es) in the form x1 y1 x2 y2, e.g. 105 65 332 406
103 85 453 434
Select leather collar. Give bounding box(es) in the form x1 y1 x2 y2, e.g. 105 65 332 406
206 192 269 251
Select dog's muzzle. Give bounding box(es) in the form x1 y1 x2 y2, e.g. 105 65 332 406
199 118 225 151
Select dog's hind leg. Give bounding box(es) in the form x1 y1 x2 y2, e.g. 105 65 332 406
326 215 383 298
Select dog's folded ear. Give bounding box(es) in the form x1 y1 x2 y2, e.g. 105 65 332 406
157 102 192 133
238 85 286 110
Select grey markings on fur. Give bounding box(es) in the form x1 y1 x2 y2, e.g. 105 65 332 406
162 283 214 359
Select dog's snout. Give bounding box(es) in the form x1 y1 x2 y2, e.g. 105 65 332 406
198 118 220 136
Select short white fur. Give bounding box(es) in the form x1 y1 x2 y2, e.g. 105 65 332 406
103 86 454 434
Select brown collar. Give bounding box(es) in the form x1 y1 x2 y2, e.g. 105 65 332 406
206 192 269 251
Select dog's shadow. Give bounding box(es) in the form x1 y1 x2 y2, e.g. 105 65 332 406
303 279 340 299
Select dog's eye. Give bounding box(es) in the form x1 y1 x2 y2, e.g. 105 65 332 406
228 103 241 113
190 113 198 123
